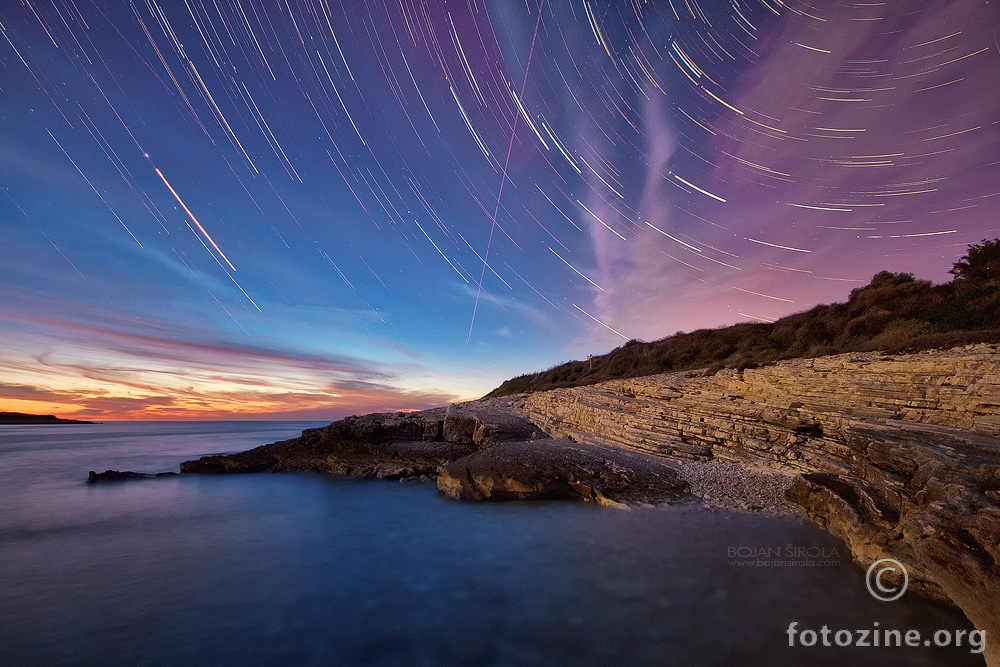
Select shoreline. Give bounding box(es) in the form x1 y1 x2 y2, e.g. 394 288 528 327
175 344 1000 667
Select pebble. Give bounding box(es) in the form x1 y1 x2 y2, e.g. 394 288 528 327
671 460 799 515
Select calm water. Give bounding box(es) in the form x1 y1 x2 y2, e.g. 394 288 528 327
0 422 984 666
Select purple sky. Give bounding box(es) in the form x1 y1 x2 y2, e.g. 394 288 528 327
1 0 998 418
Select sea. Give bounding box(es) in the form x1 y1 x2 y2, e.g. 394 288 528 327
0 421 985 666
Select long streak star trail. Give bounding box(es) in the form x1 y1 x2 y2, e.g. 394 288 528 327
468 0 546 343
155 167 237 271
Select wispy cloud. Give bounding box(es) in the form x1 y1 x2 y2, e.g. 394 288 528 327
0 310 465 420
0 381 453 420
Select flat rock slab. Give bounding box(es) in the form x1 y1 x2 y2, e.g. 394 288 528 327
181 437 476 478
437 438 690 506
443 401 546 445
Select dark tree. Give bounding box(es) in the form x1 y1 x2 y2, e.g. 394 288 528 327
949 239 1000 284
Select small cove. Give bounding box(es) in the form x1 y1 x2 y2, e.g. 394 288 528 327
0 422 984 666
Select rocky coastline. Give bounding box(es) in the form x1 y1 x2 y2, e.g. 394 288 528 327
176 343 1000 666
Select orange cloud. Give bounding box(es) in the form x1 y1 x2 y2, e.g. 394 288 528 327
0 382 456 421
0 313 470 420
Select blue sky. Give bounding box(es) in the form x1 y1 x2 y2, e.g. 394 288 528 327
1 0 998 418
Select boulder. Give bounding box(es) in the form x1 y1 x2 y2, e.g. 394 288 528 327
437 438 689 506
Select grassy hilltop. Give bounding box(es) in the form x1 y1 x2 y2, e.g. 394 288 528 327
487 239 1000 398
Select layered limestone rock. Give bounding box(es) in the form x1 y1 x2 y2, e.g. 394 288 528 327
515 345 1000 467
512 344 1000 666
179 407 528 478
181 403 690 506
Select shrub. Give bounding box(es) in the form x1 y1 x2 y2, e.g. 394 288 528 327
950 239 1000 284
484 240 1000 397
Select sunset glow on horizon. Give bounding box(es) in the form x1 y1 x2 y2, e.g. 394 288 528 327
2 0 999 420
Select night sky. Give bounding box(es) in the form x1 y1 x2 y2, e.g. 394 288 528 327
2 0 999 419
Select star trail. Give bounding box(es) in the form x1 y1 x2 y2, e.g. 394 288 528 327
1 0 998 418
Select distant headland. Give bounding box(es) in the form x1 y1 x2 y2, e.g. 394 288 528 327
0 412 93 425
